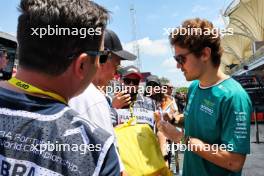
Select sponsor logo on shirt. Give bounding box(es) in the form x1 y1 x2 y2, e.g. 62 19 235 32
200 99 215 116
234 111 248 139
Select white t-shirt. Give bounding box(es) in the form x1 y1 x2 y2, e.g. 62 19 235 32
69 83 125 171
69 83 116 143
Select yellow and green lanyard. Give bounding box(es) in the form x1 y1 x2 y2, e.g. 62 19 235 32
129 102 135 118
126 101 138 125
8 77 67 104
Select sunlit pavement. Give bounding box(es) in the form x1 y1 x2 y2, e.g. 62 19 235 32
242 124 264 176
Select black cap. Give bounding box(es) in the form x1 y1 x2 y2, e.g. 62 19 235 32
121 65 142 79
146 75 160 85
104 29 136 61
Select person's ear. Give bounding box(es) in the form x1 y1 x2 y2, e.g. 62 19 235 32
73 53 89 80
201 47 211 62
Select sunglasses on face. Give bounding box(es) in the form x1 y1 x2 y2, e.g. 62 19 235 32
68 49 111 64
123 78 140 85
84 49 111 64
173 51 192 65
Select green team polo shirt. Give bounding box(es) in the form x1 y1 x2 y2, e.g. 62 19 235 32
183 78 252 176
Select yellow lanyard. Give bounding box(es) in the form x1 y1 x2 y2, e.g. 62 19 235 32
125 102 137 126
129 102 136 118
8 77 67 104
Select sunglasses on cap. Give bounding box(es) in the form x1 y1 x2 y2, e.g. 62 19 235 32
123 78 140 85
68 49 111 64
173 51 192 65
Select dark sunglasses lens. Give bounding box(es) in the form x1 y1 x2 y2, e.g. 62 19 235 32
148 82 159 87
174 55 184 64
124 78 139 85
99 54 108 64
123 78 131 85
132 79 140 85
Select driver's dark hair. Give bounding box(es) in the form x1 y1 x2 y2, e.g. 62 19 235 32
17 0 109 75
169 18 223 67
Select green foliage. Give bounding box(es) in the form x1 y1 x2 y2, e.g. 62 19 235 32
175 87 188 94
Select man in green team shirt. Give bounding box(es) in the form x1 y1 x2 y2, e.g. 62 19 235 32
157 18 252 176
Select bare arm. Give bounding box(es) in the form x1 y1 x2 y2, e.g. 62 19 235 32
188 137 246 172
157 121 246 172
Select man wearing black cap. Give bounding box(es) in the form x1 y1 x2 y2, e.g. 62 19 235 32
69 29 136 174
144 75 163 103
88 29 136 86
70 29 136 134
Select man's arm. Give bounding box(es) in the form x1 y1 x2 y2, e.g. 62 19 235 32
188 137 246 172
157 121 246 172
